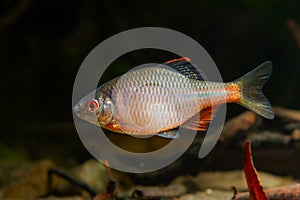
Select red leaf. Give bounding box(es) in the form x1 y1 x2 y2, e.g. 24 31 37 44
244 140 268 200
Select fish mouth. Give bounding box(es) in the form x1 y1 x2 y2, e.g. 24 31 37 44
72 105 80 114
72 104 100 127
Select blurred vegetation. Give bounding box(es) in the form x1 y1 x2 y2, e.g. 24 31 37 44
1 0 300 164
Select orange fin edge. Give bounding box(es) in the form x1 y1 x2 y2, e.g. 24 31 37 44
164 57 191 64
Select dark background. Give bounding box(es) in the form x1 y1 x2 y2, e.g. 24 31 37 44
1 0 300 167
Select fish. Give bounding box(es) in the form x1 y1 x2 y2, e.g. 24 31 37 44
73 58 274 138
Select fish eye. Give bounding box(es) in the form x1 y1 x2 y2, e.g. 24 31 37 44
86 99 99 112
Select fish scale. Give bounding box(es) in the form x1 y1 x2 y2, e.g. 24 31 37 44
74 58 274 137
107 68 230 134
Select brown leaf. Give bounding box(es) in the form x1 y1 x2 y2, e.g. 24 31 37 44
93 193 116 200
0 160 55 200
287 19 300 49
132 184 186 198
234 184 300 200
93 176 117 200
220 111 256 142
273 107 300 121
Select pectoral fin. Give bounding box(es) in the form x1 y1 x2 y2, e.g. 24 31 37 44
156 130 179 139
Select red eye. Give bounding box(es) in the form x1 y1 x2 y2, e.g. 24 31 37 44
86 99 99 112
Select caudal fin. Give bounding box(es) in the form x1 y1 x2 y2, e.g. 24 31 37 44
236 61 274 119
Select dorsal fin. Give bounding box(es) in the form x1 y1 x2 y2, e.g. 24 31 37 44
164 57 205 80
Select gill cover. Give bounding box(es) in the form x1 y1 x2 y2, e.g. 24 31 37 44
97 96 114 126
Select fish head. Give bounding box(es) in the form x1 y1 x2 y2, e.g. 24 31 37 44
73 91 114 127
